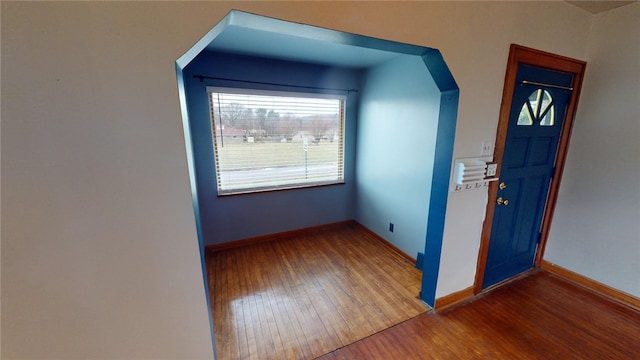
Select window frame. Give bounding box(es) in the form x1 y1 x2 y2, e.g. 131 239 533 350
207 86 346 196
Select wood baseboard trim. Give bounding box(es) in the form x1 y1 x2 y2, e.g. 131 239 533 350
480 268 538 295
352 222 416 264
541 260 640 312
205 219 416 266
434 286 475 312
205 220 354 253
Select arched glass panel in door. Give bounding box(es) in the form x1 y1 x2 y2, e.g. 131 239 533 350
517 89 555 126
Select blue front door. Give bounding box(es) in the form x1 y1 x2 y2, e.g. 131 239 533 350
482 64 573 289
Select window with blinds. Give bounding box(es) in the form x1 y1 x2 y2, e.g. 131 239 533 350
208 87 346 195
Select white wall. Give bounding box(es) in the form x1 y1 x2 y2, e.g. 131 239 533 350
394 1 591 298
2 1 609 357
545 3 640 297
2 2 215 358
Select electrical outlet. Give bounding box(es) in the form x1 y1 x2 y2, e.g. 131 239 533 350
389 223 394 232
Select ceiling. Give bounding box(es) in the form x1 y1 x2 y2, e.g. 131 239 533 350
200 2 635 70
207 25 404 69
200 10 435 70
566 1 635 14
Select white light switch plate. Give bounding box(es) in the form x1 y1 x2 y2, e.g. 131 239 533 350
481 139 495 156
486 163 497 177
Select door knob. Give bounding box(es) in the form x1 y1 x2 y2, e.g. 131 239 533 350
499 182 507 190
497 197 509 206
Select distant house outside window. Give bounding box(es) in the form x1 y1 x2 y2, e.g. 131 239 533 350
208 87 345 195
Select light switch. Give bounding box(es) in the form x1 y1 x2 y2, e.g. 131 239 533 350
481 140 495 156
486 163 498 177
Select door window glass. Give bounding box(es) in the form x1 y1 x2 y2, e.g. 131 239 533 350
517 103 533 125
517 89 555 126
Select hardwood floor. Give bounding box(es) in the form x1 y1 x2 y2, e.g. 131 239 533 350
208 223 640 359
320 271 640 359
206 223 427 360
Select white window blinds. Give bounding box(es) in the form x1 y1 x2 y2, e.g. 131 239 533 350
208 87 345 195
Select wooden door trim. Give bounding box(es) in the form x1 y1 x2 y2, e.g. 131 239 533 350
473 44 586 294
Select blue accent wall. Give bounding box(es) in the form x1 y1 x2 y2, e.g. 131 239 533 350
421 89 459 307
183 52 360 245
175 64 217 356
420 51 459 307
355 55 441 260
176 12 460 310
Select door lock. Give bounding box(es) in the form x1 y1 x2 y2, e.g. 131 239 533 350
497 197 509 206
499 182 507 190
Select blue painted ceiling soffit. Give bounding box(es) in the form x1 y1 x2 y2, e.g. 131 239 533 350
207 25 401 69
422 51 459 93
178 10 442 70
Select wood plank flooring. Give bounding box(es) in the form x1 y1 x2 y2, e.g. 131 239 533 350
208 224 640 359
320 271 640 359
206 223 427 360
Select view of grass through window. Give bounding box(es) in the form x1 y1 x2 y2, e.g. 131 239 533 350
208 88 345 195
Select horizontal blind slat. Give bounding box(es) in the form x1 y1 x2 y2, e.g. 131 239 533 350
209 88 345 195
